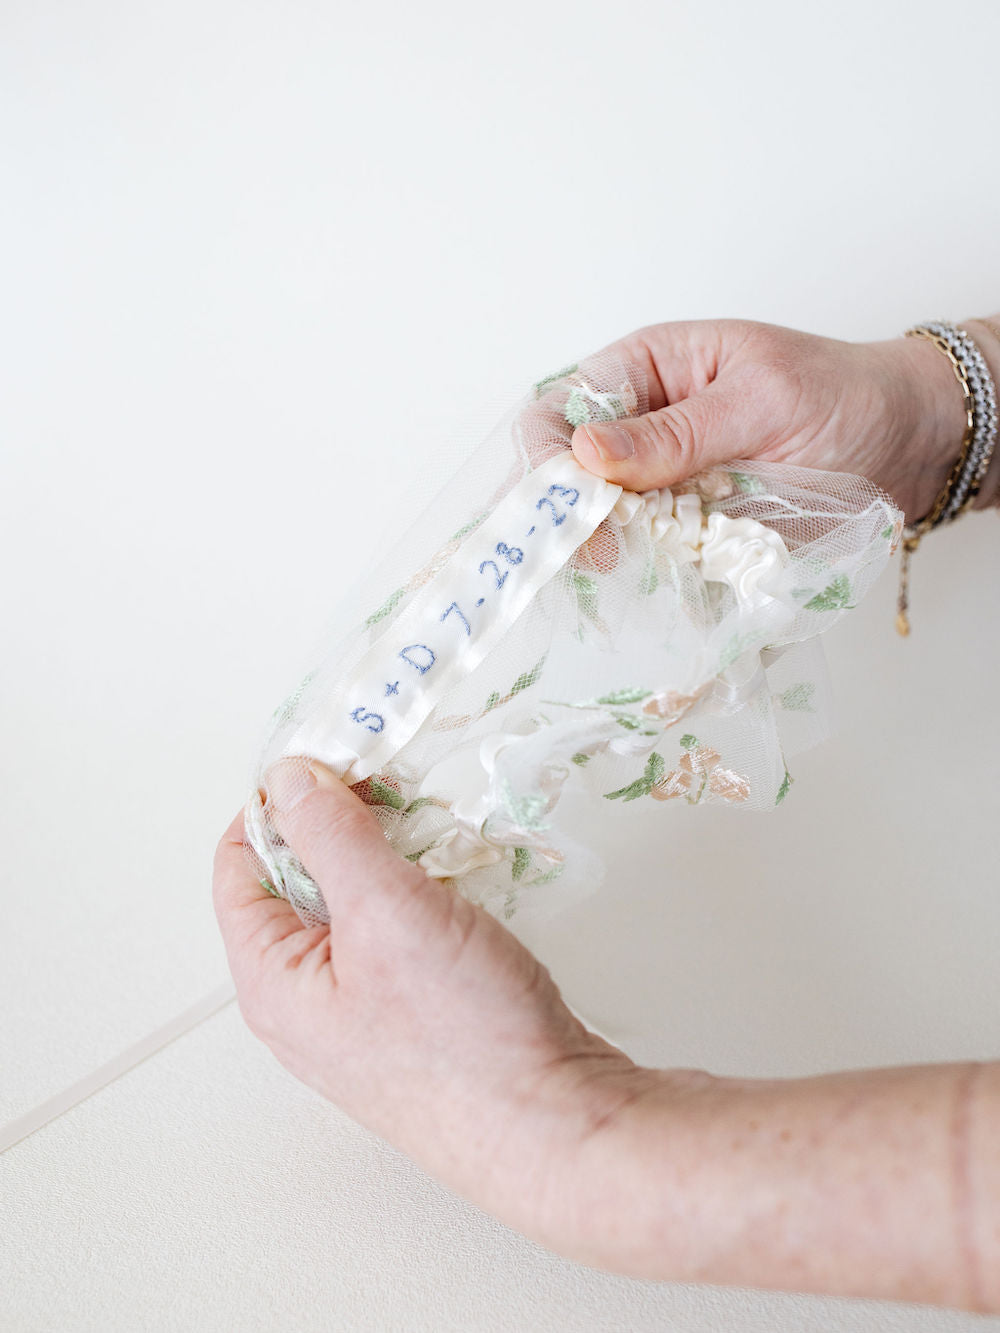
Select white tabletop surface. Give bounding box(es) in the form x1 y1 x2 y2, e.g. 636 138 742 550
3 1 999 1327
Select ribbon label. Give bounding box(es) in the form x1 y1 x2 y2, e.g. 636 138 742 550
287 453 623 782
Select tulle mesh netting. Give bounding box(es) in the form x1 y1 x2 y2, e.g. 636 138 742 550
244 352 903 926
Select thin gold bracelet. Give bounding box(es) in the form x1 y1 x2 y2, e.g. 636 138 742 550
896 322 995 635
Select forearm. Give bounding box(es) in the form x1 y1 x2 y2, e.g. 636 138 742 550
561 1059 1000 1312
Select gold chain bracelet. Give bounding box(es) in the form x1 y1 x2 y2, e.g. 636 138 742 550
896 321 998 635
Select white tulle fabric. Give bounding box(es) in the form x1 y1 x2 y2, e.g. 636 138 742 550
245 353 903 925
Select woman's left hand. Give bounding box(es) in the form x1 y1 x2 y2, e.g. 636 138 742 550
212 758 659 1255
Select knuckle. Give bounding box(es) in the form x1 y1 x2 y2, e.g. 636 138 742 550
644 405 699 477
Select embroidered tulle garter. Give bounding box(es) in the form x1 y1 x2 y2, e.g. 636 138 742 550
244 353 903 924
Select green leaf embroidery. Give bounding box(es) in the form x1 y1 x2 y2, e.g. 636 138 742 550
449 512 489 542
365 586 406 628
563 381 636 427
720 630 763 670
529 864 564 886
500 781 550 832
881 525 894 540
485 690 501 712
639 558 659 596
729 470 765 495
777 682 816 712
404 844 438 863
804 574 854 612
679 733 699 750
605 751 665 802
776 769 794 805
533 364 579 397
278 855 325 911
564 386 592 427
595 687 651 706
511 846 530 881
613 712 641 730
402 795 443 815
573 571 599 623
259 878 281 899
366 776 406 809
571 752 591 766
511 657 546 695
271 669 317 725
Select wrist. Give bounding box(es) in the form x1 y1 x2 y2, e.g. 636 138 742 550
535 1062 725 1274
871 319 1000 525
960 316 1000 511
871 334 967 525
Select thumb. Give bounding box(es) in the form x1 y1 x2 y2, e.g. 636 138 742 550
263 757 428 926
570 383 761 491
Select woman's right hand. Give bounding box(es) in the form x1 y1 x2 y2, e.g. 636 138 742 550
568 318 999 524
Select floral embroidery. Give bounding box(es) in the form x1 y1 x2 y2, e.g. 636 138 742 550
562 378 638 428
501 848 564 918
776 682 816 712
804 574 854 612
650 736 751 805
449 511 489 542
365 586 407 628
604 752 666 802
642 687 707 727
690 469 738 501
271 670 317 725
533 364 579 397
595 687 652 706
435 656 548 731
776 768 794 804
572 570 601 627
729 470 766 496
546 687 659 738
498 780 550 833
639 557 659 596
352 773 448 817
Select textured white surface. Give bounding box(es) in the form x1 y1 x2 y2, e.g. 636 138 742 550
2 0 1000 1326
3 1003 997 1333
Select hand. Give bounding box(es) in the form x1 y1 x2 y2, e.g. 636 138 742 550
568 319 976 524
212 757 669 1254
213 762 1000 1311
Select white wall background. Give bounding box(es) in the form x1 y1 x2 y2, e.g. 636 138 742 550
2 1 999 1328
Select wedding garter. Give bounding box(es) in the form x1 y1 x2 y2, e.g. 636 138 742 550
244 353 903 924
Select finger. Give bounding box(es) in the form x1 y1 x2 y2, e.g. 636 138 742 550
212 806 309 958
579 319 736 411
570 381 769 492
262 758 432 930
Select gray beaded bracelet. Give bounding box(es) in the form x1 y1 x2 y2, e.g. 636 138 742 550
896 320 998 634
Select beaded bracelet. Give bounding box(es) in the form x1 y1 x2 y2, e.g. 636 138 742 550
896 321 998 635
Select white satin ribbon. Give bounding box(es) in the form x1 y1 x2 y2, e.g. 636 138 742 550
0 983 237 1154
285 454 623 783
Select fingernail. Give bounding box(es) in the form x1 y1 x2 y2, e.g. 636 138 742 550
585 423 635 462
264 757 316 812
307 759 341 791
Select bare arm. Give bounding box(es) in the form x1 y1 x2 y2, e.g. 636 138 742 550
216 317 1000 1314
550 1058 1000 1311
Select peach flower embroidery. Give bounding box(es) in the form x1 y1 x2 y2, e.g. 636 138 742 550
651 737 750 805
641 685 708 727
